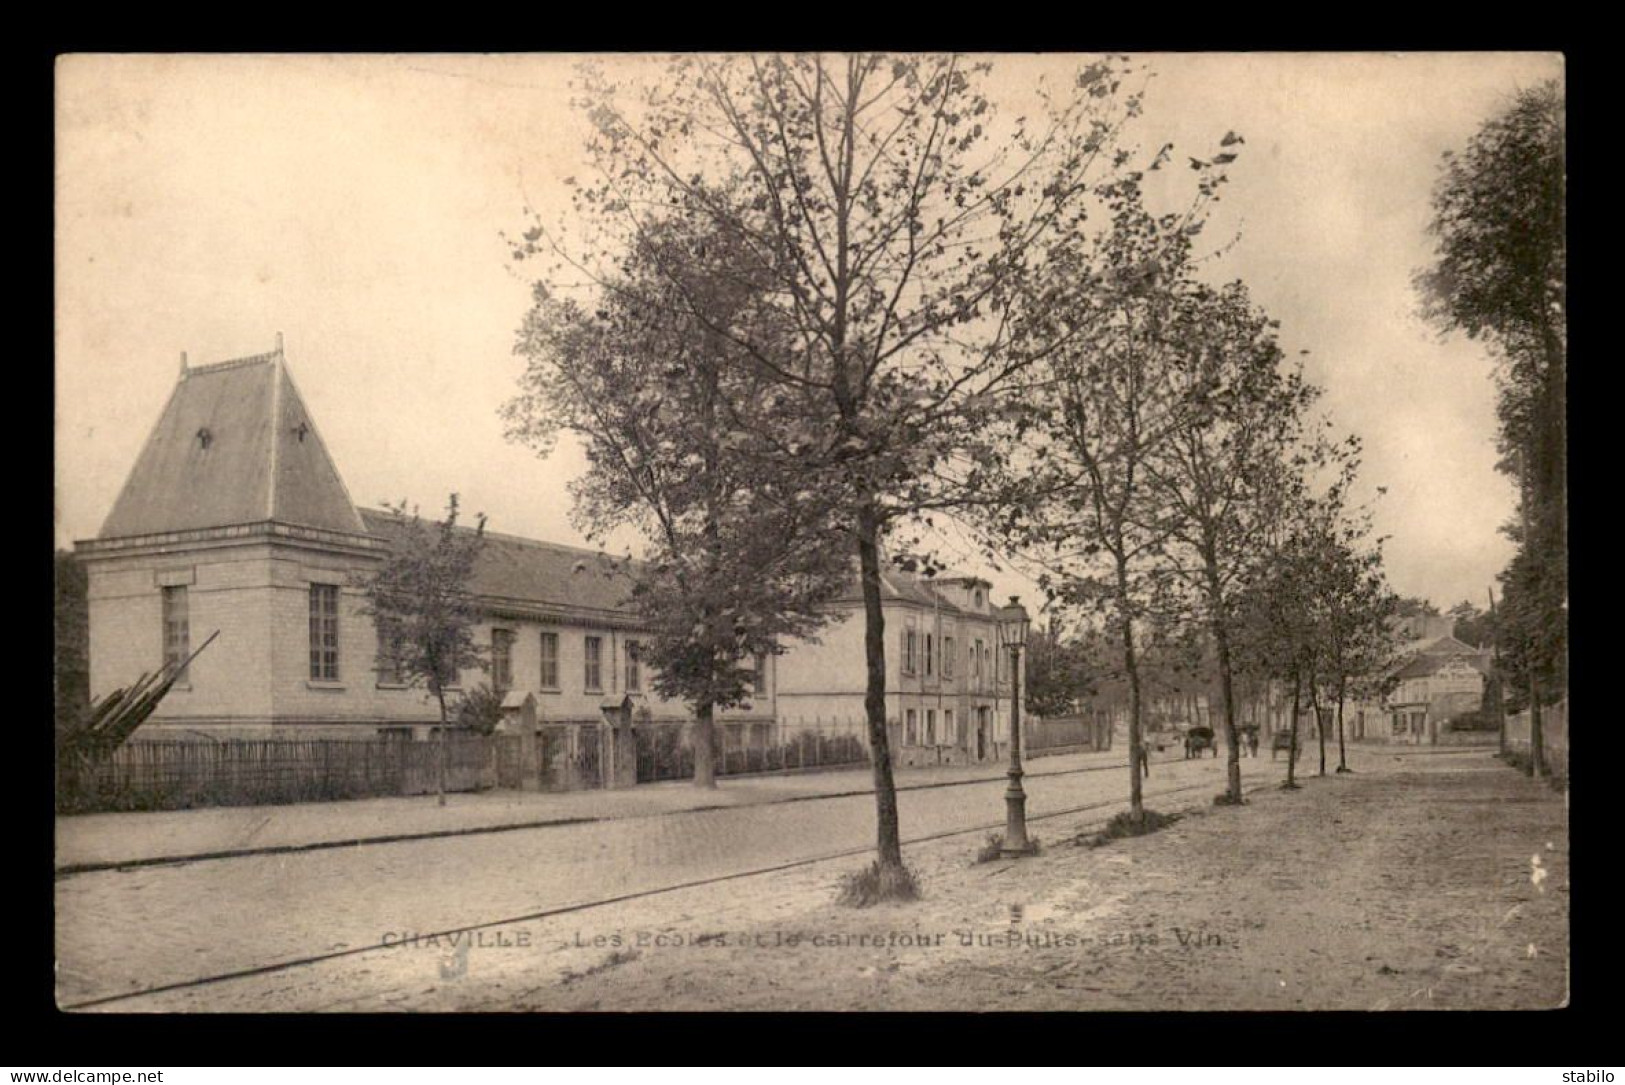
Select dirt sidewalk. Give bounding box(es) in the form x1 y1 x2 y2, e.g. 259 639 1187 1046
513 758 1565 1011
532 755 1567 1012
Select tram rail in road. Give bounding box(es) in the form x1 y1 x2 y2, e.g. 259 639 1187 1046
55 746 1211 877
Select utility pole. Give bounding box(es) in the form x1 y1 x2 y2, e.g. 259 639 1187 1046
1487 586 1505 757
1516 449 1545 778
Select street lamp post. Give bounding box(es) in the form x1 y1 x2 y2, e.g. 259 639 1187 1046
1000 596 1036 858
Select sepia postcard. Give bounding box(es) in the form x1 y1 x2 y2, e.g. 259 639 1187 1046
53 51 1568 1013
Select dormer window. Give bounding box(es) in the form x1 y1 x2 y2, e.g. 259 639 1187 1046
973 589 983 608
196 427 213 450
292 420 310 442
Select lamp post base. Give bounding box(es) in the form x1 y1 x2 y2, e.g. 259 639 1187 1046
1001 781 1035 857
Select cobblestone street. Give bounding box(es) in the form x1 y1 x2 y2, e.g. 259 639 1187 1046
54 747 1145 870
57 747 1263 1007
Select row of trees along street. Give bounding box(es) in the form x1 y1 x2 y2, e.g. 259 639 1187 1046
486 54 1415 901
1415 80 1566 776
994 156 1398 816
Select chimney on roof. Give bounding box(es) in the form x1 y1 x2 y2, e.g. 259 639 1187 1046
275 331 284 355
179 351 188 380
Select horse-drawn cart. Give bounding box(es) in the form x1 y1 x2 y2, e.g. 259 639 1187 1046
1184 725 1217 758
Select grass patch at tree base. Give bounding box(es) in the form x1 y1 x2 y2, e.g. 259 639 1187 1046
1335 766 1354 774
1081 808 1181 848
1279 780 1302 791
836 859 921 907
1213 792 1247 805
973 833 1042 863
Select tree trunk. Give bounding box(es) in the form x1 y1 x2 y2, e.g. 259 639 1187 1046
696 350 724 795
1286 675 1302 788
693 700 717 789
1335 675 1350 773
434 687 449 808
1212 622 1242 801
1487 587 1506 758
1115 561 1147 812
857 505 904 871
1123 610 1146 812
1495 671 1507 757
1538 318 1567 563
1309 679 1326 777
1204 558 1243 803
1529 676 1546 778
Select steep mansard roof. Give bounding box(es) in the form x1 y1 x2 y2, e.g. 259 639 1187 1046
99 350 367 539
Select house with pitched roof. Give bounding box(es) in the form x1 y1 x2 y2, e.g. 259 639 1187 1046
776 569 1027 766
1344 632 1493 745
75 341 1028 763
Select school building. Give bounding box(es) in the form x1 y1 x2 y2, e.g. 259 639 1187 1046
74 341 1032 764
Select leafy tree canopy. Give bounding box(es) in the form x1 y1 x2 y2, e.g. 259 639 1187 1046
358 495 488 705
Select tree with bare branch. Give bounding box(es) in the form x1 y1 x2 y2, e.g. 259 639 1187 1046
513 53 1168 895
1001 171 1230 819
1142 281 1320 804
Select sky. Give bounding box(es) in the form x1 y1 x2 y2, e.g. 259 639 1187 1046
54 52 1564 611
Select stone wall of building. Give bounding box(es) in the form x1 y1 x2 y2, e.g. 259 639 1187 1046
87 542 278 727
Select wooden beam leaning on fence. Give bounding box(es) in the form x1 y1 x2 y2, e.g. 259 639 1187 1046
59 630 220 758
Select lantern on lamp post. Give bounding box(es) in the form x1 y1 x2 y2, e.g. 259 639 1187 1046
1000 596 1035 857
